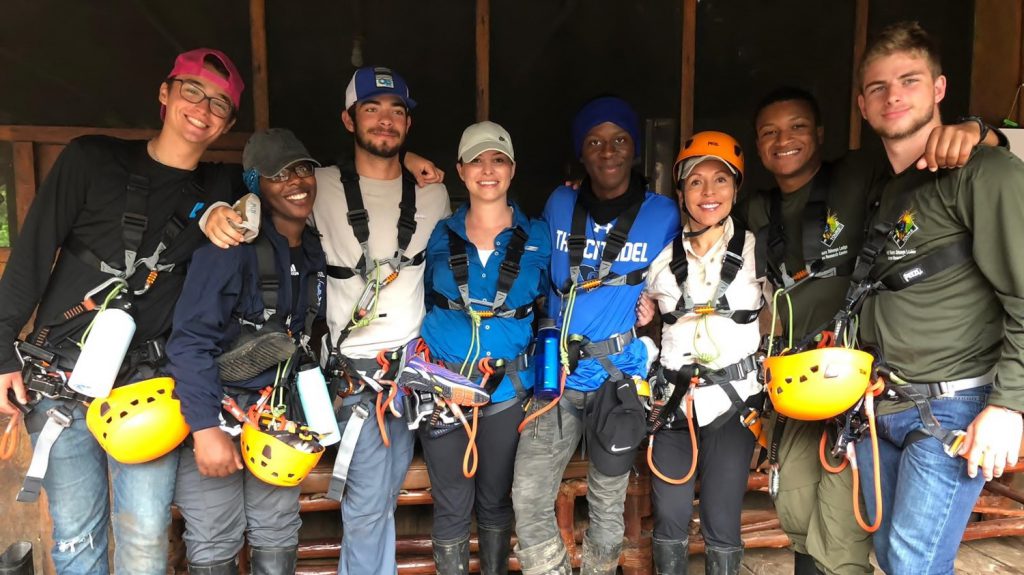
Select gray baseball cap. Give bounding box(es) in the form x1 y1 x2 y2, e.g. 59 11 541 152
243 128 320 177
458 121 515 163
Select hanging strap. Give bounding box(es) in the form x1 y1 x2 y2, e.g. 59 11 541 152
561 194 644 292
661 222 761 325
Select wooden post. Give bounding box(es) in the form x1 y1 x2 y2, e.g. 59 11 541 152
848 0 869 150
680 0 697 144
12 142 35 236
249 0 270 130
475 0 490 122
970 0 1024 125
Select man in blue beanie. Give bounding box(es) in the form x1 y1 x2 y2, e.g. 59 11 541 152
511 96 679 574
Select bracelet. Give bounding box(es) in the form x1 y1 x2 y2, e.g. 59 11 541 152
957 115 990 145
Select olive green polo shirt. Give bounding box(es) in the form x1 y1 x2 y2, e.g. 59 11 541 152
858 146 1024 412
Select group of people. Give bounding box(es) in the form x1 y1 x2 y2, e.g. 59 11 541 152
0 19 1022 575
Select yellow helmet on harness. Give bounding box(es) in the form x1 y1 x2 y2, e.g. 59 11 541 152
240 422 324 487
85 377 190 464
764 348 873 420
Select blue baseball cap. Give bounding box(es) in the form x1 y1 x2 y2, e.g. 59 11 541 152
345 66 417 110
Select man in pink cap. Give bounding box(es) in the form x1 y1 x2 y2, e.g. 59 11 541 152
0 48 244 574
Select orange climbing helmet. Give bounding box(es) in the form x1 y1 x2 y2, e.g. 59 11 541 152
764 347 873 420
86 377 190 464
674 131 745 187
240 422 324 487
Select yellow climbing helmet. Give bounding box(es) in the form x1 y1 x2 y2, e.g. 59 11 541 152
86 377 190 464
240 422 324 487
764 347 874 420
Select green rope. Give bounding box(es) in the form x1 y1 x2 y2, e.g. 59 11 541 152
77 284 126 348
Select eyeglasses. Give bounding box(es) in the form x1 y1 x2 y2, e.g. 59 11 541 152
264 162 316 183
170 79 234 119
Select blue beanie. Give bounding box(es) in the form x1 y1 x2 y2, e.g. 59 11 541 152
572 96 641 158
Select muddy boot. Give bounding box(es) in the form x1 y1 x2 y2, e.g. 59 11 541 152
0 542 33 575
793 551 824 575
432 535 470 575
513 537 572 575
705 546 743 575
652 537 688 574
250 546 297 575
579 535 621 575
188 557 238 574
477 524 513 575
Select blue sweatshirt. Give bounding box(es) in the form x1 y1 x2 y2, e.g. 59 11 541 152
167 216 326 431
421 201 550 403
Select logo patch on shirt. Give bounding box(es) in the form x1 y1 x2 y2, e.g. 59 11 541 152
821 209 845 248
593 222 613 234
189 202 206 219
891 210 919 249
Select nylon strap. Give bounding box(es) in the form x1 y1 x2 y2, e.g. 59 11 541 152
565 193 642 289
17 403 75 503
439 225 533 319
326 399 371 501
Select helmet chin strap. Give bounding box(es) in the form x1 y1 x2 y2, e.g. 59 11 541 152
683 216 728 238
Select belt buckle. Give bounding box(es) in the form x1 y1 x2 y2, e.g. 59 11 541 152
45 405 74 428
931 381 954 399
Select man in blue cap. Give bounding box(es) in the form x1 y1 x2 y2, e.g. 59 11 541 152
511 97 679 574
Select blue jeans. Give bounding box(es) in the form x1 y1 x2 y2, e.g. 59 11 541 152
26 397 178 575
335 396 415 575
854 387 989 575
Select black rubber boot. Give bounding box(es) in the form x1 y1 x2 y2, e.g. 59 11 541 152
432 534 470 575
513 537 573 575
0 542 33 575
477 524 514 575
705 546 743 575
579 535 622 575
188 557 238 575
652 537 689 574
794 551 825 575
250 545 298 575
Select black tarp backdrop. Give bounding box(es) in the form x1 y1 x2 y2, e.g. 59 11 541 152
0 0 975 217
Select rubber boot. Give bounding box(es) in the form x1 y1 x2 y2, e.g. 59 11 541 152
432 535 470 575
188 557 238 574
652 537 688 575
794 551 824 575
579 535 622 575
0 542 33 575
513 537 572 575
705 546 743 575
477 524 513 575
250 545 298 575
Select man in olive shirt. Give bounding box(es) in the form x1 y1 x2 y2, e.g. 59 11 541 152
742 84 999 574
851 22 1024 574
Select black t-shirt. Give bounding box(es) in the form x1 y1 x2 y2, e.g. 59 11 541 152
0 135 239 372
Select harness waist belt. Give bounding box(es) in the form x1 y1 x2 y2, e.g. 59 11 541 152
580 329 636 359
900 367 995 399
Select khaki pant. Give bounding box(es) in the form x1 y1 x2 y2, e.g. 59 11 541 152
769 413 874 575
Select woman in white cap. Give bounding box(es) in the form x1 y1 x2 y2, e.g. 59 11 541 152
636 131 768 575
417 121 550 574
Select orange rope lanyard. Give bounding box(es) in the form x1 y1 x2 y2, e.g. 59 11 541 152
647 376 700 485
848 378 885 533
0 412 21 460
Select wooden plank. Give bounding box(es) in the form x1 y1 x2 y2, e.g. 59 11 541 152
954 539 1024 573
0 125 250 151
475 0 490 122
970 0 1024 125
962 538 1024 571
249 0 270 130
848 0 869 150
12 142 35 233
679 0 697 143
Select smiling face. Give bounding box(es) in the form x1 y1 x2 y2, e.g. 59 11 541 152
755 99 823 186
457 150 515 204
679 158 737 230
260 161 317 224
159 69 235 146
342 94 410 158
580 122 634 198
858 51 946 141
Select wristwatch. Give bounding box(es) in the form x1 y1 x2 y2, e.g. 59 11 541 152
957 115 990 145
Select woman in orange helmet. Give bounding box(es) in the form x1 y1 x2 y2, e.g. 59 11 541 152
636 131 768 575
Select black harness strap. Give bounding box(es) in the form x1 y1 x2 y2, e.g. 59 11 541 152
661 221 760 325
562 194 644 292
437 225 533 320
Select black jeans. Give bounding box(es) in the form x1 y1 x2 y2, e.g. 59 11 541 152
650 394 761 548
419 400 525 540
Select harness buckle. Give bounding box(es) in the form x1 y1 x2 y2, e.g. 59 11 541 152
943 429 967 458
121 212 148 231
45 405 74 429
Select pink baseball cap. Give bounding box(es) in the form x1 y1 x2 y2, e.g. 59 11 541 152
161 48 245 118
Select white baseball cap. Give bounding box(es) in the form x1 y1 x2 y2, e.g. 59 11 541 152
457 121 515 163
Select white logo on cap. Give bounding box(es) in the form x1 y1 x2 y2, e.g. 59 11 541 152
375 74 395 89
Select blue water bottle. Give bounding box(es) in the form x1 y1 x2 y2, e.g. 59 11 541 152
534 319 562 399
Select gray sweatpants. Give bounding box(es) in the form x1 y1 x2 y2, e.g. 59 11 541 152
174 438 302 565
511 389 631 551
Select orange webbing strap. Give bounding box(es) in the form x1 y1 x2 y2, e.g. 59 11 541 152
647 377 699 485
0 412 21 460
517 370 566 434
850 378 885 533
